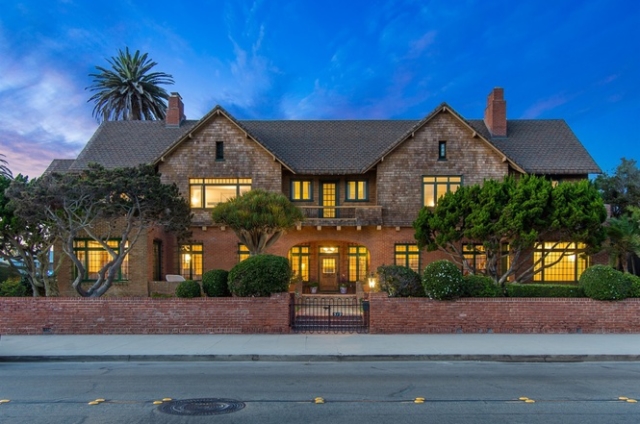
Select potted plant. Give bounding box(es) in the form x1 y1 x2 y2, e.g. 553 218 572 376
308 281 319 294
339 282 348 294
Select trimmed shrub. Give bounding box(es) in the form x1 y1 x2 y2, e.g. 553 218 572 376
506 283 585 298
462 274 503 297
0 277 28 297
623 273 640 297
579 265 631 301
175 280 202 298
202 269 230 297
422 260 463 300
228 254 291 297
377 265 424 297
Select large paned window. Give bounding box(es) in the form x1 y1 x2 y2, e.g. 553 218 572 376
394 244 420 273
289 246 310 281
291 180 312 201
238 244 250 262
348 246 369 282
423 176 461 207
346 180 368 201
189 178 251 208
463 244 487 274
73 240 129 281
180 244 203 280
533 242 588 283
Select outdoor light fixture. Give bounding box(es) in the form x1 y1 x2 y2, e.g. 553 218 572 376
320 246 337 254
368 273 376 290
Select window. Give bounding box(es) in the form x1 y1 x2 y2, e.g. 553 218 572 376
346 180 368 201
215 141 224 160
322 257 336 274
238 244 250 262
438 141 447 160
394 244 420 273
348 246 369 282
463 244 486 274
189 178 251 208
291 180 312 201
423 176 461 207
73 239 129 281
180 244 203 280
289 246 310 281
533 242 588 283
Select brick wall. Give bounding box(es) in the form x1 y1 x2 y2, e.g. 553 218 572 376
369 293 640 334
0 293 291 335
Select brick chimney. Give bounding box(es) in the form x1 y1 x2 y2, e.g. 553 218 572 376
484 87 507 137
165 92 185 127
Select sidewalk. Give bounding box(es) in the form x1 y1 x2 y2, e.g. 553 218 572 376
1 333 639 362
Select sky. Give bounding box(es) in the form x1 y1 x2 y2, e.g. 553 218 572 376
0 0 638 178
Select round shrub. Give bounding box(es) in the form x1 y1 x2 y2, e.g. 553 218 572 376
0 277 28 297
175 280 202 298
202 269 230 297
462 274 503 297
228 254 291 297
579 265 631 301
377 265 423 297
422 260 463 300
623 273 640 298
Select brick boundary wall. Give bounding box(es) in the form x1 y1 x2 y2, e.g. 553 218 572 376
0 294 291 335
368 293 640 334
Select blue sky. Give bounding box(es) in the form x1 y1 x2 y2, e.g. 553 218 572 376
1 0 638 177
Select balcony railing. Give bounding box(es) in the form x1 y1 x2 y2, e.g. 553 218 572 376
298 206 383 226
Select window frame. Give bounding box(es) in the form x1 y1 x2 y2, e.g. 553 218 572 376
238 243 250 263
394 244 420 273
345 180 369 202
533 242 588 283
189 178 252 209
290 180 313 202
438 141 447 160
462 244 486 275
180 243 203 281
422 175 462 208
348 246 369 282
73 239 129 282
215 141 224 161
289 246 310 281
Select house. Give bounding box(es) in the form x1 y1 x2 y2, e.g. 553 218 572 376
46 88 601 296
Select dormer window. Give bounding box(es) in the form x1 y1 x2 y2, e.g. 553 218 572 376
438 141 447 160
215 141 224 161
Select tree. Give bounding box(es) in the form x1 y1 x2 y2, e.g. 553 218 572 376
413 175 607 286
211 189 304 255
7 164 191 297
87 47 174 122
595 158 640 218
0 175 58 296
0 154 12 179
603 207 640 274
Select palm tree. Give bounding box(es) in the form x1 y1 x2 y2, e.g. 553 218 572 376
87 47 174 122
0 154 12 179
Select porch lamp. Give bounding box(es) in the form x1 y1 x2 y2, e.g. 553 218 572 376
368 273 376 291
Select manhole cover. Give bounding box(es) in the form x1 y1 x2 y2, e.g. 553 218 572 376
157 398 245 416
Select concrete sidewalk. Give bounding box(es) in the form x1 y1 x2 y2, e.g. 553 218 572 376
1 333 639 362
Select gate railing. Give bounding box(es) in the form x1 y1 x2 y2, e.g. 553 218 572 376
290 295 369 333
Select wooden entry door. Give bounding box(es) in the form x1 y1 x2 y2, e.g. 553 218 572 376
319 254 339 292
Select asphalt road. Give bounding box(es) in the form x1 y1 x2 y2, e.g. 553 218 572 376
1 361 639 423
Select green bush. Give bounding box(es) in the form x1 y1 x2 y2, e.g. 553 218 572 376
462 274 503 297
0 277 28 297
422 260 463 300
228 254 291 297
377 265 424 297
623 273 640 297
175 280 202 298
506 283 585 298
579 265 631 301
202 269 230 297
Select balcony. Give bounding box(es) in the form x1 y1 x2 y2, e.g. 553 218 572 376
298 206 383 227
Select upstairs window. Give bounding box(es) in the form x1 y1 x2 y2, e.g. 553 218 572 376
291 180 312 201
423 176 461 208
346 180 368 201
189 178 251 208
215 141 224 161
438 141 447 160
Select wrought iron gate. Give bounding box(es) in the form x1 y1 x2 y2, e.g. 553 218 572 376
290 295 369 333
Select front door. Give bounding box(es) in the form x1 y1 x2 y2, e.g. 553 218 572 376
320 182 337 218
319 254 339 292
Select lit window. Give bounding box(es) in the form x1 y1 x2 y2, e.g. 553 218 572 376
180 244 203 280
291 180 312 201
189 178 251 208
73 239 129 281
533 242 588 283
289 246 310 281
438 141 447 160
348 246 369 282
394 244 420 273
462 244 486 274
346 180 368 201
238 244 250 262
423 176 461 208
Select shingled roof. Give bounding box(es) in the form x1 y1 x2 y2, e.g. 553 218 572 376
42 159 75 175
54 104 600 175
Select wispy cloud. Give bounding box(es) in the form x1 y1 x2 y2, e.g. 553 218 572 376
521 93 573 119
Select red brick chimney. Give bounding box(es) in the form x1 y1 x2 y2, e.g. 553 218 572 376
484 87 507 137
165 92 185 126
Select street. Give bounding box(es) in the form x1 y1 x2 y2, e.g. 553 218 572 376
0 361 638 423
